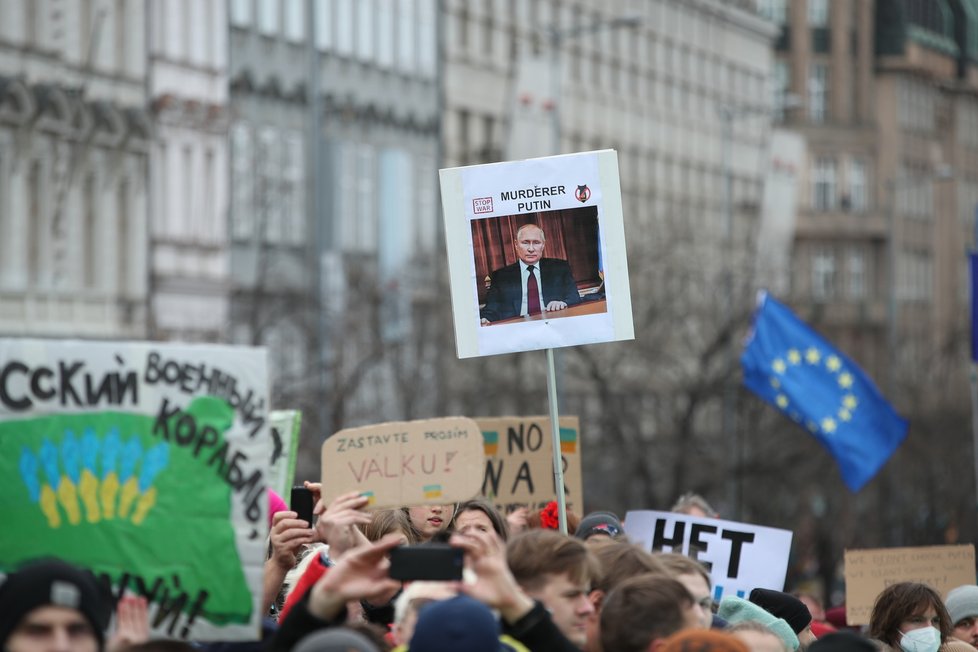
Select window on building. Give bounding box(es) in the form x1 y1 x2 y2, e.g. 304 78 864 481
356 0 374 62
28 161 42 288
808 62 828 123
377 1 394 67
355 145 377 252
203 148 215 241
257 0 279 36
847 247 866 299
83 173 97 289
181 0 193 61
231 124 254 240
335 0 354 55
773 59 790 121
899 249 933 301
418 0 436 77
230 0 252 27
812 157 837 211
314 0 332 50
808 0 829 26
758 0 787 24
284 0 304 42
905 0 952 38
812 247 836 300
117 179 129 296
258 127 281 243
397 0 417 73
115 0 126 69
283 132 305 244
848 159 868 212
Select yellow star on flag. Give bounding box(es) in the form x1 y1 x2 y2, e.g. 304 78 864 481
838 408 852 421
771 377 781 389
787 349 801 364
772 359 786 374
806 420 818 433
843 394 857 410
826 355 842 371
821 417 837 433
776 394 788 408
805 347 821 364
838 373 853 389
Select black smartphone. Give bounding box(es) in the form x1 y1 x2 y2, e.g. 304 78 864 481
290 486 314 524
388 544 464 582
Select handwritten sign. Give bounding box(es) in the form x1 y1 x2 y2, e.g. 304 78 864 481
267 410 302 498
624 511 793 601
844 545 976 625
321 417 484 508
0 340 270 641
475 416 583 514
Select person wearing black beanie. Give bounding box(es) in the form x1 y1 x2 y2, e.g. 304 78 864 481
0 558 113 652
749 588 817 647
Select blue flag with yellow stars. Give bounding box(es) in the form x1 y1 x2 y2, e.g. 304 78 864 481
741 292 908 492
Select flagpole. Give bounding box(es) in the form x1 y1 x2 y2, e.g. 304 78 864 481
545 348 568 534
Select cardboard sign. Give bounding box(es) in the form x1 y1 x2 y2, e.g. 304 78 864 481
625 511 793 600
0 340 270 641
321 417 484 508
440 150 634 358
267 410 302 498
476 416 583 514
844 545 976 625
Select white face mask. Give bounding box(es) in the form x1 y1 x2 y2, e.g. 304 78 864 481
899 626 941 652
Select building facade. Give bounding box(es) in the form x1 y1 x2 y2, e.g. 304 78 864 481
147 0 230 343
228 0 441 444
768 0 978 400
0 0 150 339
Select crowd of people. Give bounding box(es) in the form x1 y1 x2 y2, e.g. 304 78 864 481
4 490 978 652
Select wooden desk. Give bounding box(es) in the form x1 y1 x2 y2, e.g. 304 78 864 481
487 299 607 326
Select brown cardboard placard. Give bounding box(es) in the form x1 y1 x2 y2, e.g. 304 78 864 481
475 416 583 515
321 417 485 509
844 544 976 625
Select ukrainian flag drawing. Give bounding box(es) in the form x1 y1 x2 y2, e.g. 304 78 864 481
482 431 498 456
559 427 577 454
423 484 443 499
361 491 376 506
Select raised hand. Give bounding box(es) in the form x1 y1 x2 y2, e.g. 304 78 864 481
314 490 372 559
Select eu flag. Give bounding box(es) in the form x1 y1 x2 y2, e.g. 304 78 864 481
741 292 908 492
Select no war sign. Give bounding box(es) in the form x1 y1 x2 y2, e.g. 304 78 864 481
625 511 793 600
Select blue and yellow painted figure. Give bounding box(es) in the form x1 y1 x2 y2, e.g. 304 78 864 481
18 431 170 528
100 429 121 518
132 443 168 525
79 430 101 522
59 433 84 525
118 437 143 519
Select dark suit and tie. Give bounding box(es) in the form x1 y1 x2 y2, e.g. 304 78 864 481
480 224 582 324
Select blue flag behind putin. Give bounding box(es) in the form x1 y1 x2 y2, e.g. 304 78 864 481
741 292 908 492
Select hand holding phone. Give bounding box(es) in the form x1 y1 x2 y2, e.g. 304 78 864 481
388 544 464 582
290 486 314 524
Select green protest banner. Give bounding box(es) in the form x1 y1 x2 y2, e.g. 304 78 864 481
0 340 270 641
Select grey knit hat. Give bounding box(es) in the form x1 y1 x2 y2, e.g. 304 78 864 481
946 585 978 625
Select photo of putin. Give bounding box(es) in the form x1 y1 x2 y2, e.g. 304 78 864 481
473 207 604 326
